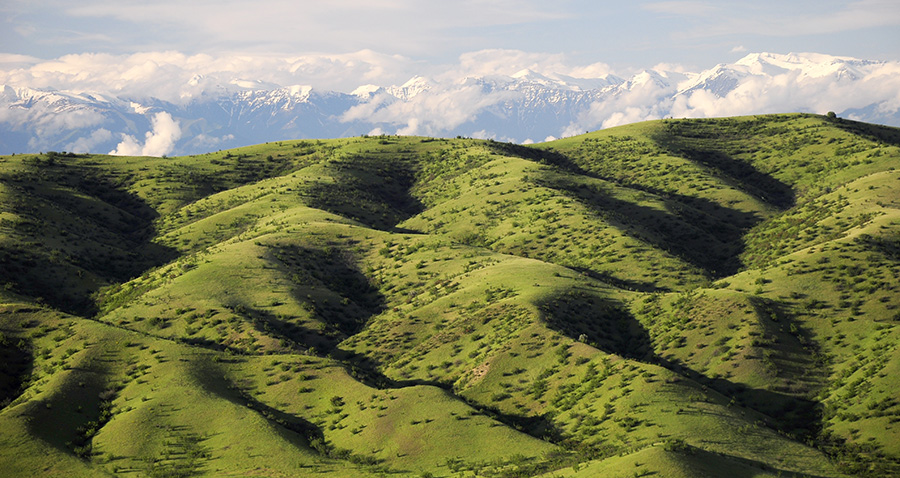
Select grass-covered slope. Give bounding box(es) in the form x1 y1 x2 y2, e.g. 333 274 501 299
1 113 899 477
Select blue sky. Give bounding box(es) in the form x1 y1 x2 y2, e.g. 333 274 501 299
3 0 899 70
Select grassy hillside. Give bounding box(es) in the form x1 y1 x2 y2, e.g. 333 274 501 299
1 113 898 477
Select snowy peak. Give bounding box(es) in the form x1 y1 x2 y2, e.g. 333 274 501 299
552 73 624 91
510 68 559 86
734 52 876 79
2 85 119 110
678 63 746 96
1 51 898 156
285 84 313 99
623 70 674 91
352 84 384 98
389 76 432 99
232 85 318 111
676 52 888 99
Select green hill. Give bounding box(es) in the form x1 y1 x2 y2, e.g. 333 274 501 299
1 113 898 477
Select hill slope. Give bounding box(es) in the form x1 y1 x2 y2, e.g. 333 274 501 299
1 113 899 477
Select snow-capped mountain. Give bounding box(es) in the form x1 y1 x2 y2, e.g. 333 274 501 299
1 52 898 156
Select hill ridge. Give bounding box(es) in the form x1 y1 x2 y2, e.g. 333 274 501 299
1 113 899 477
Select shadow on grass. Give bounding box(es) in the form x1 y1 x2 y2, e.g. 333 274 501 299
384 375 567 445
270 244 385 337
648 121 796 209
536 172 759 277
666 443 839 478
489 141 767 278
219 303 572 449
857 232 900 262
0 159 178 316
535 282 831 453
175 242 389 357
537 290 653 362
827 116 900 147
192 361 323 448
668 357 823 438
23 351 118 460
569 266 671 294
0 332 33 411
263 243 573 448
191 360 386 469
651 294 828 442
302 152 424 231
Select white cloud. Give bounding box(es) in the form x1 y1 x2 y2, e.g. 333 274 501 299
142 111 181 156
0 93 106 136
19 49 602 104
668 59 900 120
186 133 235 151
453 49 612 79
110 111 181 156
331 49 630 136
731 45 748 53
562 71 680 136
109 133 141 156
3 48 900 153
0 53 40 69
651 62 692 74
0 50 419 103
0 49 625 112
341 78 525 136
64 127 112 153
470 130 495 140
557 52 900 136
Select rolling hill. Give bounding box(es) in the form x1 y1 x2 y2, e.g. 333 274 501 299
1 113 899 477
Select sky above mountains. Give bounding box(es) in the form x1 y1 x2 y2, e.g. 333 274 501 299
3 0 899 70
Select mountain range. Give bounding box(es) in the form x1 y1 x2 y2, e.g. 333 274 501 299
2 52 899 156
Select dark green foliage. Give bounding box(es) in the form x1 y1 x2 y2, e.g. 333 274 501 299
2 115 900 477
270 243 384 337
652 118 797 208
0 332 31 409
143 431 211 478
302 151 423 230
0 161 177 315
539 292 650 361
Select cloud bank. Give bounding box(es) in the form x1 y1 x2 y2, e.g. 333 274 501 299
1 49 899 155
0 50 419 104
109 111 181 156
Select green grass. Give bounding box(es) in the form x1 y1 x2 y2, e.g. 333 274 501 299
1 115 899 476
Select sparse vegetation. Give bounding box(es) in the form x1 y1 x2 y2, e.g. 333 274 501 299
1 114 899 476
